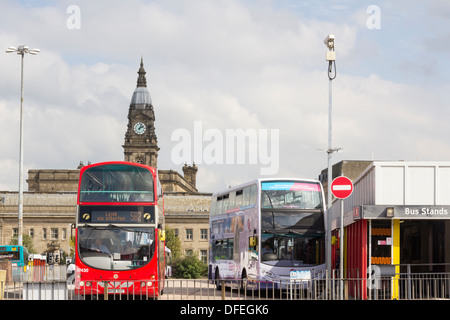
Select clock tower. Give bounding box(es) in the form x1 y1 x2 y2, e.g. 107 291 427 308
123 58 159 168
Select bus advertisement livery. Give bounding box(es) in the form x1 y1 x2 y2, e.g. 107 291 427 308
209 178 327 290
74 161 165 298
0 245 29 282
0 245 28 268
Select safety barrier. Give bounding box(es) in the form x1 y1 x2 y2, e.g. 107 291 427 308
1 268 450 300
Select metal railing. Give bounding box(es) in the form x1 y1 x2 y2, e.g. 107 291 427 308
1 265 450 300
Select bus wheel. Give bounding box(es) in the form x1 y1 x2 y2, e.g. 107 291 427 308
240 270 247 292
215 269 222 291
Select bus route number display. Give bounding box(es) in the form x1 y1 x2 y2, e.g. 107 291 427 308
79 206 155 224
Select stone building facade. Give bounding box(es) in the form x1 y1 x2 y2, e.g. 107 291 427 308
27 169 80 193
0 192 76 255
161 193 211 262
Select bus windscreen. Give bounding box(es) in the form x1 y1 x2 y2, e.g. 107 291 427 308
261 181 322 209
79 164 154 203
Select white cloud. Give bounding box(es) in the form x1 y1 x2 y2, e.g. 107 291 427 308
0 0 449 194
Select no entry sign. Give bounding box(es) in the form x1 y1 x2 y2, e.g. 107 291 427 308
331 176 353 199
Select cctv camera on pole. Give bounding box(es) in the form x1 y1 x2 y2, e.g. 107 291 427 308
324 34 337 282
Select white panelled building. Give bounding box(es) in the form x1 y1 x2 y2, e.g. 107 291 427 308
326 161 450 299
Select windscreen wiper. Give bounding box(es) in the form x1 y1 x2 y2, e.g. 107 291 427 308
262 229 324 236
80 224 109 231
107 224 153 234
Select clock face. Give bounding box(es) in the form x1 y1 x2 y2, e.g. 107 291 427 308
134 122 146 135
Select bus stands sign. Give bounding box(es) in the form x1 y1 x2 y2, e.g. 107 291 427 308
78 206 155 224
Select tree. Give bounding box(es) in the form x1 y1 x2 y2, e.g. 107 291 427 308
9 234 37 253
173 254 208 279
164 227 208 279
165 226 182 259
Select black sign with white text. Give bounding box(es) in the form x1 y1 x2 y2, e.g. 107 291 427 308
363 205 450 219
78 205 155 224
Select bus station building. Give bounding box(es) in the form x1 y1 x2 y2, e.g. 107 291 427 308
328 161 450 299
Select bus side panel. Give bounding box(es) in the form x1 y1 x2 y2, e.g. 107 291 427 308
209 206 259 285
241 206 259 281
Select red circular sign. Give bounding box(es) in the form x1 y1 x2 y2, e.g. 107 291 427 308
331 176 353 199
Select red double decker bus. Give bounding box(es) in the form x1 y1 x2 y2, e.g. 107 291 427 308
74 161 165 299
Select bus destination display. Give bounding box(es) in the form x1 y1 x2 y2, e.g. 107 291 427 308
79 206 155 224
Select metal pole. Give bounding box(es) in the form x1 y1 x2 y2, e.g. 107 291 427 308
407 264 411 300
18 51 25 247
340 198 344 299
6 45 39 246
324 34 336 283
326 77 333 278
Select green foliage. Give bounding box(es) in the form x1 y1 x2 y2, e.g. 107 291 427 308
9 234 37 253
165 226 182 259
173 254 208 279
164 227 207 279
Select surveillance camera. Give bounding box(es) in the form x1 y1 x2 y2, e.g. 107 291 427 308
324 34 335 50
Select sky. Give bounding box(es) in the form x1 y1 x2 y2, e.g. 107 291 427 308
0 0 449 193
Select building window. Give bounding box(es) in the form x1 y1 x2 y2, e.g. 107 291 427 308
200 229 208 240
13 228 18 238
62 228 67 240
186 229 193 240
43 228 47 240
174 229 179 237
185 249 193 257
200 250 207 263
29 228 34 239
51 228 59 240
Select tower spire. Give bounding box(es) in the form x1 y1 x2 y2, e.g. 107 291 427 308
137 56 147 88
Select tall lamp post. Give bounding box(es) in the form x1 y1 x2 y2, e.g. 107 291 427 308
324 35 337 278
5 45 40 246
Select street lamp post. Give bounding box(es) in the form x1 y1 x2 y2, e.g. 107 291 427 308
324 35 337 279
5 45 40 246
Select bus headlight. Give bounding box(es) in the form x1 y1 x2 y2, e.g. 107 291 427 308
80 281 85 287
261 269 275 280
142 281 153 287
